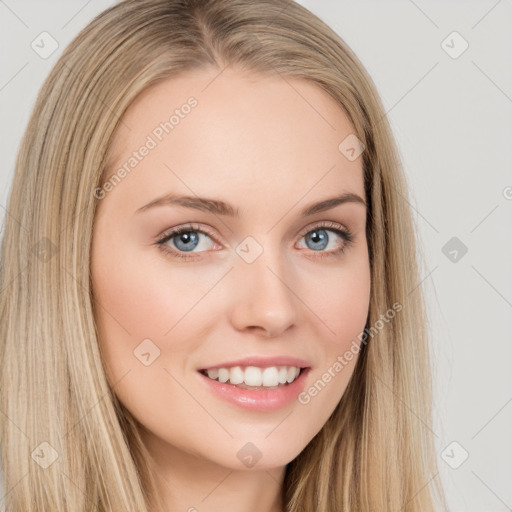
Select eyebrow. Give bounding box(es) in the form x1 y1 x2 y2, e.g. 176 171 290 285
136 192 366 217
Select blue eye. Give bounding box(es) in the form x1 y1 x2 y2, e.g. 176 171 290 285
171 230 201 252
297 224 354 258
304 229 331 251
158 225 216 256
156 222 354 261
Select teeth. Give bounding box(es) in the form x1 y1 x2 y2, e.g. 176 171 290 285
204 365 302 387
207 368 219 380
262 367 278 387
229 366 244 385
218 368 229 383
286 366 297 383
278 367 288 384
245 366 262 386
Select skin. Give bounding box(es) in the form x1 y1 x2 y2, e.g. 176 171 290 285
90 66 371 512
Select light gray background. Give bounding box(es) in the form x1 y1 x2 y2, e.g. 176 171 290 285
1 1 511 511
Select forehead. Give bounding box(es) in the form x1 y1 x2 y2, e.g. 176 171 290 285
104 67 364 212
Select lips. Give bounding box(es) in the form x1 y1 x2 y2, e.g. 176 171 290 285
197 366 312 412
198 355 312 371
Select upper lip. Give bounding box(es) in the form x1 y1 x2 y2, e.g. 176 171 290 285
199 355 312 371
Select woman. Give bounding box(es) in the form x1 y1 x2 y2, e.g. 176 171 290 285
0 0 448 510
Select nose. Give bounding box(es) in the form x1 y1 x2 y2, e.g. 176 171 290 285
229 246 299 338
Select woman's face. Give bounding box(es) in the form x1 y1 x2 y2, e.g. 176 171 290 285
90 67 370 471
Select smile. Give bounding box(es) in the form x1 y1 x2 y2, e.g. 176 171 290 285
197 366 311 412
199 365 302 389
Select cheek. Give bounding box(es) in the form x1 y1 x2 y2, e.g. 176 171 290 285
328 271 370 341
90 236 228 383
92 240 217 338
90 241 216 432
306 257 371 347
297 257 371 409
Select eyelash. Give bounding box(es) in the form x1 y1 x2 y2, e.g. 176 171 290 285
155 221 355 261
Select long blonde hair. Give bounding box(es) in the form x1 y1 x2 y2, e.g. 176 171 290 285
0 0 448 510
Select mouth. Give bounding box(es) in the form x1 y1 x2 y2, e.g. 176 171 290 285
197 365 312 412
198 365 308 390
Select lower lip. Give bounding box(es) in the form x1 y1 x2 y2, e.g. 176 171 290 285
197 368 311 412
